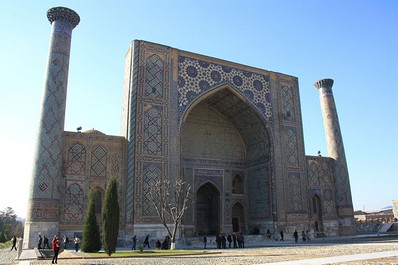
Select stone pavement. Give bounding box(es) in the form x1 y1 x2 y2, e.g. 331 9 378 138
1 233 397 265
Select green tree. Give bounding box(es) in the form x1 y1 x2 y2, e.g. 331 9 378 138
81 189 101 252
102 178 120 256
0 207 23 242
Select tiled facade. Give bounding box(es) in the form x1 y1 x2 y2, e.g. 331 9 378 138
25 7 356 247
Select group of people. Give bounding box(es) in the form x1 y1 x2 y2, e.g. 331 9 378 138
131 234 171 250
37 234 81 264
205 233 245 249
292 230 311 242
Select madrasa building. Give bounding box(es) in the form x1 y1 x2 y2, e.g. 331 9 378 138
23 7 356 248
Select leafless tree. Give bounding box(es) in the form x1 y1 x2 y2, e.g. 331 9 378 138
147 179 191 249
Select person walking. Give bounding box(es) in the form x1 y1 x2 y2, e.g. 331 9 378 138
38 235 43 249
43 236 50 249
10 236 17 251
143 234 150 249
51 235 60 264
203 235 207 249
74 235 80 252
132 235 137 250
280 230 284 241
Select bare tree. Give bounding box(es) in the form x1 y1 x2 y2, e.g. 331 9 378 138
147 179 191 249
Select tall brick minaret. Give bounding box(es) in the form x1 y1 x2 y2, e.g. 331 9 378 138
23 7 79 248
314 78 356 235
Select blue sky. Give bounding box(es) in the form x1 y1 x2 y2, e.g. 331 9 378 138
0 0 397 218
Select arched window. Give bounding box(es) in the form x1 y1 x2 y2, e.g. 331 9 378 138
232 174 244 194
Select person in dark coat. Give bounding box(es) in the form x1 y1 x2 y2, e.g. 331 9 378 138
227 234 232 248
38 235 43 249
221 234 227 249
293 230 298 243
203 235 207 249
232 233 237 248
280 230 284 241
43 236 50 249
10 236 17 251
143 234 150 249
215 234 221 249
132 235 137 250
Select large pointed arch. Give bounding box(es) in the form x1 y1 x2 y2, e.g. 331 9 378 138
181 84 274 235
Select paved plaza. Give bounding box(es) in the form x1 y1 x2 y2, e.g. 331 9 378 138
2 235 398 265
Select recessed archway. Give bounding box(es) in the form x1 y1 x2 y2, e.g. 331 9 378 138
196 182 220 235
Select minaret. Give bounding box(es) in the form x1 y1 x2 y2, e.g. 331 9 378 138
314 78 355 235
23 7 79 248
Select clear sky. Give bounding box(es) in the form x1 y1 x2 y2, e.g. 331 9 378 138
0 0 397 218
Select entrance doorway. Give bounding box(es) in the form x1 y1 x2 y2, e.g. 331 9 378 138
232 202 245 232
312 194 324 234
196 183 220 235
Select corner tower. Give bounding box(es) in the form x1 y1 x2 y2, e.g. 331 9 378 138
314 78 355 235
24 7 79 248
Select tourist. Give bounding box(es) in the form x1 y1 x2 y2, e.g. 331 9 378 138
280 230 284 241
74 235 80 252
293 230 298 242
266 228 271 239
221 234 227 249
51 235 60 264
227 234 232 248
10 236 17 251
215 234 221 249
63 235 69 249
155 239 161 249
301 231 307 242
232 233 237 248
240 233 245 248
43 236 50 249
37 235 42 249
203 235 207 249
143 234 150 249
132 235 137 250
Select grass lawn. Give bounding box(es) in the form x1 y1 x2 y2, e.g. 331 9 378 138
86 249 210 258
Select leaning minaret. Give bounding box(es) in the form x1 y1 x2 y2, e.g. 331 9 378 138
23 7 79 248
314 78 356 235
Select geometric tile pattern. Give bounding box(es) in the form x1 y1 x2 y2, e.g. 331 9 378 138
145 55 163 98
315 79 353 208
178 56 272 126
63 183 84 220
90 145 107 177
66 142 86 175
29 17 77 223
125 41 139 223
308 161 319 186
281 85 295 121
285 127 299 167
142 164 160 216
287 172 303 212
248 166 270 218
143 106 162 156
110 153 120 176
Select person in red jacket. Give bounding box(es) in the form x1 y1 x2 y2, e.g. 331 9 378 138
51 235 60 264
